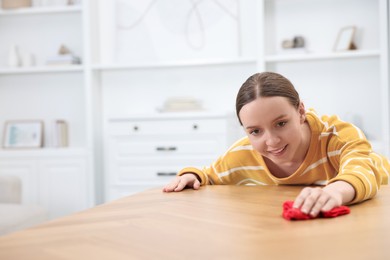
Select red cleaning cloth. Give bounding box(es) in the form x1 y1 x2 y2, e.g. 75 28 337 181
282 200 350 220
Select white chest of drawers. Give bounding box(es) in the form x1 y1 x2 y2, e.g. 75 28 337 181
104 113 239 202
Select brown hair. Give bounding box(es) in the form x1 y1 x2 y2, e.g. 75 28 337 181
236 72 300 125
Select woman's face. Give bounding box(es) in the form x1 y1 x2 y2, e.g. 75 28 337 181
239 96 307 165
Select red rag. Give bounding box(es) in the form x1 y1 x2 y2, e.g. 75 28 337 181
282 200 350 220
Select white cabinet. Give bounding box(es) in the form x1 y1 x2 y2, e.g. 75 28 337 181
0 150 91 219
104 113 238 202
0 159 37 204
38 157 89 219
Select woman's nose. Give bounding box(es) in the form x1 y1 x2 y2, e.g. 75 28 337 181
264 131 281 146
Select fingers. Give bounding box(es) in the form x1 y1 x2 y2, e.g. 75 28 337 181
193 179 201 190
294 187 337 217
320 199 338 212
301 187 326 217
162 177 181 192
162 174 200 192
174 176 190 192
293 187 312 209
305 192 330 217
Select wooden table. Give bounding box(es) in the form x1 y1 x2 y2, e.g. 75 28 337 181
0 185 389 260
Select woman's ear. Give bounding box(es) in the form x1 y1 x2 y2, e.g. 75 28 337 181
298 102 306 123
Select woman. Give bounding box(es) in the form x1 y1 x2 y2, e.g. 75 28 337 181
163 72 389 217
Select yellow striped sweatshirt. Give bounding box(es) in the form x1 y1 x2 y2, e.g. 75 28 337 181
178 110 389 204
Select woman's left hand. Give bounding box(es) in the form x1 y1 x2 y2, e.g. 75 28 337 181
293 181 355 217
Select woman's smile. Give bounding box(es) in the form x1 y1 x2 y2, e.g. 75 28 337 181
267 144 288 157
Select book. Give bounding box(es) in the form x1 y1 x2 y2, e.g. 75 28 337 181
46 54 81 66
51 120 68 147
158 97 204 112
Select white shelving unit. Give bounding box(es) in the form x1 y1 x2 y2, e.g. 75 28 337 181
1 0 389 206
0 2 93 218
0 4 87 147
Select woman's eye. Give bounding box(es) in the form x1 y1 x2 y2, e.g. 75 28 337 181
250 129 262 135
277 121 287 127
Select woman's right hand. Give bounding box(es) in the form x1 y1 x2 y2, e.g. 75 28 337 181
162 173 201 192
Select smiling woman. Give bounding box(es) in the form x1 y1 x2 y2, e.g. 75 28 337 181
163 71 390 218
238 96 310 176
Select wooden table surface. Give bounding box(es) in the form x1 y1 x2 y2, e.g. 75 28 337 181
0 185 389 260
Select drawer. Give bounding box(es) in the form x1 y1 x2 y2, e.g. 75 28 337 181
116 166 181 182
113 136 225 155
108 118 228 136
109 157 215 182
114 156 215 168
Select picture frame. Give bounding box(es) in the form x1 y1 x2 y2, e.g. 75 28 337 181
2 120 44 149
334 26 357 52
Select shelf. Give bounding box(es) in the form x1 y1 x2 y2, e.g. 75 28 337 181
265 50 381 63
0 147 87 158
92 58 257 71
0 65 84 75
108 111 235 122
0 5 82 16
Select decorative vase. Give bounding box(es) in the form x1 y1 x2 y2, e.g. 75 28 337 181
8 44 22 67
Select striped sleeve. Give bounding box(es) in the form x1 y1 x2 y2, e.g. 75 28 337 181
326 122 384 204
177 137 250 185
177 162 226 185
177 137 274 186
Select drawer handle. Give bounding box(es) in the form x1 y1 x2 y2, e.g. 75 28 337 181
157 172 177 176
156 146 177 151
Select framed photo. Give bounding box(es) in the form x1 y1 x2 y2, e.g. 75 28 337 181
3 120 44 149
334 26 357 52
